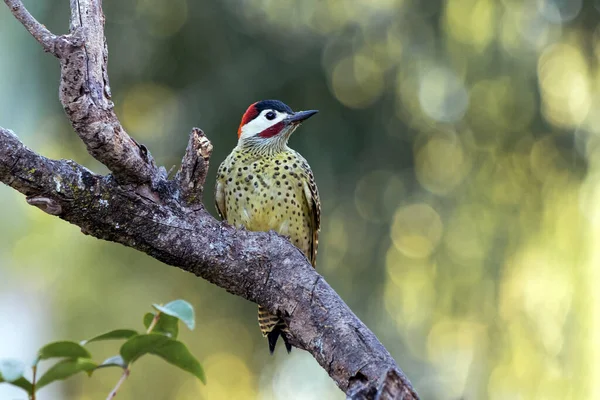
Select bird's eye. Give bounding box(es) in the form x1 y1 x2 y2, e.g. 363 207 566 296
266 111 276 120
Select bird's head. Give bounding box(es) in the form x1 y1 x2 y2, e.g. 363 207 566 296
236 100 318 153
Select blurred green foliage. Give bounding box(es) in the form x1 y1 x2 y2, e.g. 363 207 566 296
0 299 203 398
0 0 598 399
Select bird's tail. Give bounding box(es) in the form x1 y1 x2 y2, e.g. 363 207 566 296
258 305 292 354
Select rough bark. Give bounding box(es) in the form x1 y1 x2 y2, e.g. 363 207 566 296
0 1 419 399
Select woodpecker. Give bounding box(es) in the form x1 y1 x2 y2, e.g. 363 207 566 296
215 100 321 353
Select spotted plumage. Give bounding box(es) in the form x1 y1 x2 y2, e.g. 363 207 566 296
215 100 320 353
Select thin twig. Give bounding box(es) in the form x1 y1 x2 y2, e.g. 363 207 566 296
106 369 130 400
3 0 60 55
30 364 37 400
146 313 161 334
105 313 162 400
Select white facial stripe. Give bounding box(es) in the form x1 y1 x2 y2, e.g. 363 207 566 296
239 109 288 140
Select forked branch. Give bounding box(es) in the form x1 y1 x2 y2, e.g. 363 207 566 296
0 1 419 398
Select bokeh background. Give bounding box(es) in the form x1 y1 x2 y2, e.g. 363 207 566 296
0 0 598 398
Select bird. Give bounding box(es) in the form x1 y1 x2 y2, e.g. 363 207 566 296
214 99 321 354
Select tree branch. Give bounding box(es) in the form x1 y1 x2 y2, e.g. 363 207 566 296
5 0 160 185
176 128 213 208
5 0 61 55
0 1 420 398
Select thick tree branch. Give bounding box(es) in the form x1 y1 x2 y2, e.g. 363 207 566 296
4 0 160 185
0 127 418 398
1 1 420 399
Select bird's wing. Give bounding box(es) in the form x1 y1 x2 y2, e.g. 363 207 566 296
303 167 321 268
215 162 227 221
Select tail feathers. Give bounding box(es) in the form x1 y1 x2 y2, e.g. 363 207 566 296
258 305 292 354
267 325 292 354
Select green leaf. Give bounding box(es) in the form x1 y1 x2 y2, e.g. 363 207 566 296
36 341 91 364
87 355 127 377
96 355 127 370
143 312 179 339
120 334 205 384
80 329 138 346
153 300 196 330
0 376 33 394
36 358 97 389
0 359 25 382
0 359 32 394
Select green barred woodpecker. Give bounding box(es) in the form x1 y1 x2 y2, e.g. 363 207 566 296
215 100 321 353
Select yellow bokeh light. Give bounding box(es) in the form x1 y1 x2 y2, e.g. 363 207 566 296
415 133 471 195
331 54 384 109
500 248 573 356
418 67 469 123
427 318 487 399
198 353 256 399
390 203 443 258
538 43 591 127
487 364 526 400
444 0 496 51
385 246 436 329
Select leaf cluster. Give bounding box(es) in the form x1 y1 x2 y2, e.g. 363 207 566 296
0 299 204 399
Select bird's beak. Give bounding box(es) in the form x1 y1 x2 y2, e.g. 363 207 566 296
286 110 319 125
